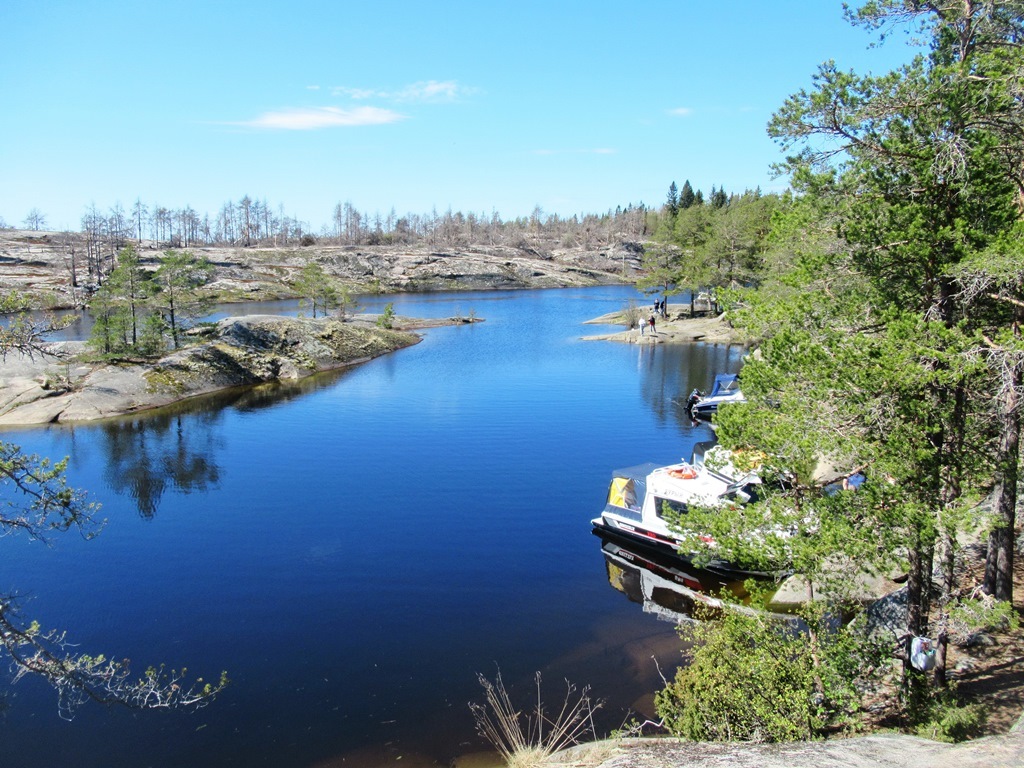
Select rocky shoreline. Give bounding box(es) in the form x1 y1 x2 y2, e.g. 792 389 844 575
582 308 744 345
0 314 461 425
0 229 641 307
0 226 641 425
0 305 744 425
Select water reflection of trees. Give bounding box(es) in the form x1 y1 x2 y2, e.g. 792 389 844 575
99 410 224 518
635 343 744 431
95 366 357 517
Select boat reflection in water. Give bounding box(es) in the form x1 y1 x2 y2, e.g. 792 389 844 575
595 530 764 623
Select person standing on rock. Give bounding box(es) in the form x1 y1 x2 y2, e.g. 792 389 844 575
648 315 656 335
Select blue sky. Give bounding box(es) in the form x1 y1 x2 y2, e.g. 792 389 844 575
2 1 919 232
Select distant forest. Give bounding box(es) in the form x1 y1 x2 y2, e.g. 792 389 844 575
4 181 769 253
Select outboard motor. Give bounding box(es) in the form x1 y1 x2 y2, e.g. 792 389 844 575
685 388 703 416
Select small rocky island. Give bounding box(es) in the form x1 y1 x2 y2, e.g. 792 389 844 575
0 314 469 425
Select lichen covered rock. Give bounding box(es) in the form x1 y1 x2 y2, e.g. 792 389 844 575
0 316 421 424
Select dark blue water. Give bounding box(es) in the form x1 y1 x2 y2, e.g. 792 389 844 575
0 287 744 768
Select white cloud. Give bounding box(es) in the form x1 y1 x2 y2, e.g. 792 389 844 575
232 79 470 131
237 106 406 130
331 86 379 99
396 80 462 102
330 80 474 103
668 107 694 117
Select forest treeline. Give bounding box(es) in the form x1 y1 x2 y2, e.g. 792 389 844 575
8 196 655 251
7 184 757 255
5 182 782 298
639 182 780 306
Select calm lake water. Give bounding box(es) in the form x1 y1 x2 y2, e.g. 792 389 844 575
1 287 744 768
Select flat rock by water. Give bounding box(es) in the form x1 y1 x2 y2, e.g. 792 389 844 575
553 719 1024 768
0 229 639 305
582 309 743 345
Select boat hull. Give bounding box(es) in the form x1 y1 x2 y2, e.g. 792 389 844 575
591 514 775 580
691 394 744 418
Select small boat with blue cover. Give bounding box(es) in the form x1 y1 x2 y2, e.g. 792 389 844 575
688 373 745 418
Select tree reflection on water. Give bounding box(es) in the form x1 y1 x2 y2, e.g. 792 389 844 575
634 341 743 432
99 410 224 518
94 366 360 517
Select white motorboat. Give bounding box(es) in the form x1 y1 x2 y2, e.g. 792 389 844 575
688 373 745 418
591 443 767 577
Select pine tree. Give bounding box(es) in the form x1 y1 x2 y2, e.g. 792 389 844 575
294 261 340 318
753 0 1024 689
679 180 696 210
152 251 213 349
665 181 679 218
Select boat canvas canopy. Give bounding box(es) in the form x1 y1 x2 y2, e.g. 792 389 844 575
708 373 739 398
606 463 659 515
611 463 661 482
607 477 635 509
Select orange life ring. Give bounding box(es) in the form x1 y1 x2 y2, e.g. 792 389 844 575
667 466 698 480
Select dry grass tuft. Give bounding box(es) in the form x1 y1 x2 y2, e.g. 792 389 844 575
469 670 602 768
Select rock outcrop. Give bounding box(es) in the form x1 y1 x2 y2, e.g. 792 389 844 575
0 315 422 424
554 721 1024 768
0 230 640 306
582 310 743 345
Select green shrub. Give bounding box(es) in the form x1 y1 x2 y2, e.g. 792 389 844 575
910 686 986 743
655 606 876 742
376 302 395 329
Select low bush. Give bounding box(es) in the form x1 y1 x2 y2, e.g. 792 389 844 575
655 605 881 742
905 683 986 743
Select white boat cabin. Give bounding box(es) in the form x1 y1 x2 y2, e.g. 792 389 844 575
593 443 762 568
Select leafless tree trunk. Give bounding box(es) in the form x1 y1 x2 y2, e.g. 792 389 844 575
23 208 48 231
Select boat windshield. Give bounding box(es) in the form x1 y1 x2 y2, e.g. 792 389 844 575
607 477 639 510
606 463 659 511
654 496 688 520
708 374 740 397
